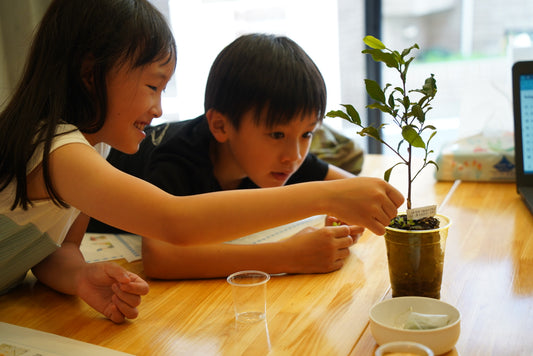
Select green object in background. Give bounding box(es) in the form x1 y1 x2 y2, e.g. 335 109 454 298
310 124 364 175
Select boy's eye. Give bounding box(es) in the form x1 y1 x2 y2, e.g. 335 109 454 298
269 132 285 139
303 131 314 139
147 85 157 91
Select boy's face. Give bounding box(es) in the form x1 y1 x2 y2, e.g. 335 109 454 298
85 58 174 153
221 111 320 188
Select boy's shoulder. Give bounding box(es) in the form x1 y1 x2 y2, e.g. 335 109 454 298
150 114 207 145
105 115 209 178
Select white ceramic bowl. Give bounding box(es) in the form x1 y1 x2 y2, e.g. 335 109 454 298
375 341 434 356
369 297 461 355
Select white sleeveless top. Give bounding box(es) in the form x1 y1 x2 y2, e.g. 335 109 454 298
0 124 109 293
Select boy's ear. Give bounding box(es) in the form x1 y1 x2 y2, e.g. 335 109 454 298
206 109 231 143
81 55 96 91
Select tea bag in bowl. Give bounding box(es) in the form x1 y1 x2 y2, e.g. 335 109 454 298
402 310 450 330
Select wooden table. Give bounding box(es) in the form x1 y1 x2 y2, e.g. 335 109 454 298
1 155 532 355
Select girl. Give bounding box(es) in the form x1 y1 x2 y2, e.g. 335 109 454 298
0 0 403 323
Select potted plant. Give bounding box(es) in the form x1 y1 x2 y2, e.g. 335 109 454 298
327 36 451 299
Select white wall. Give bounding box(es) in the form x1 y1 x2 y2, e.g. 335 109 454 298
0 0 51 110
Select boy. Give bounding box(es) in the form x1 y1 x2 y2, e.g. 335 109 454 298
89 34 364 278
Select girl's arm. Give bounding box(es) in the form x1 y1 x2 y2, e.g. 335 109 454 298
142 224 364 279
31 213 149 323
49 143 403 245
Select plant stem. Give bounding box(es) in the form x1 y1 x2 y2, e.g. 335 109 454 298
400 62 413 210
407 145 412 210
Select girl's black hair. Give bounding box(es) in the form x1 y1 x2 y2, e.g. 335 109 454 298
0 0 176 210
204 33 327 129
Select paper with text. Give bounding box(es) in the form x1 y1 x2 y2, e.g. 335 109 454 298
226 215 327 245
80 234 142 263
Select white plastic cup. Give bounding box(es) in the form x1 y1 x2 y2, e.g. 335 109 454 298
227 270 270 323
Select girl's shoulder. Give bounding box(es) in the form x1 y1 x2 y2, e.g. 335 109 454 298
53 123 91 147
27 124 94 174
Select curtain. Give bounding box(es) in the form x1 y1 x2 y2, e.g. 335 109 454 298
0 0 51 110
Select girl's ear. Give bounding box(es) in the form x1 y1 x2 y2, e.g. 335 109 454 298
81 55 96 91
206 109 231 143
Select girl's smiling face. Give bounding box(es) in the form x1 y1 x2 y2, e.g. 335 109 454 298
84 58 174 154
211 110 320 189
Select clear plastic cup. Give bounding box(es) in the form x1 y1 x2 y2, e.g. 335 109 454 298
227 270 270 323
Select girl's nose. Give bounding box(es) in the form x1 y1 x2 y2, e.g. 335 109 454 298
152 98 163 118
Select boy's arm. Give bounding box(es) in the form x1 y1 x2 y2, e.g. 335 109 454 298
325 164 356 180
142 224 362 279
142 238 288 279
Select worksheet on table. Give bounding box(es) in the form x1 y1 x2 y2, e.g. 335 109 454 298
226 215 326 245
0 322 133 356
80 233 142 263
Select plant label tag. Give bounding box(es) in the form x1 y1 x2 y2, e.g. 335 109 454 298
407 205 437 220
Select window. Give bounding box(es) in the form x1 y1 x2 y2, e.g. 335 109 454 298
381 0 532 154
151 0 533 155
150 0 367 150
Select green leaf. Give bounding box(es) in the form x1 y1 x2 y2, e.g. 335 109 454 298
380 52 399 69
392 50 402 64
394 87 404 95
365 79 385 103
384 162 404 182
362 49 398 69
397 139 404 153
402 125 425 148
422 74 437 96
363 35 386 49
367 102 393 115
384 167 393 182
417 95 430 108
326 110 350 121
342 104 362 125
427 130 437 144
394 98 406 109
401 43 420 57
404 57 415 71
428 160 439 171
411 104 425 123
403 96 411 111
359 126 382 141
388 93 395 109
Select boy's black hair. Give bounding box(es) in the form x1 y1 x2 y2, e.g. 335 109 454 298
204 33 327 129
0 0 177 210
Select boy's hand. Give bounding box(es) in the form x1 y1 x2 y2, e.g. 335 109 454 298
283 224 364 274
76 262 149 323
325 216 365 243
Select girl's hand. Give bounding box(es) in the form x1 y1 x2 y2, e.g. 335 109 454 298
324 177 404 235
282 224 364 274
76 262 149 323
